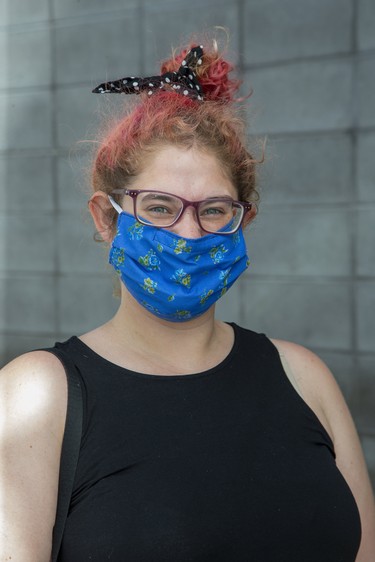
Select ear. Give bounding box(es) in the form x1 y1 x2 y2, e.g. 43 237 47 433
243 203 258 228
88 190 116 243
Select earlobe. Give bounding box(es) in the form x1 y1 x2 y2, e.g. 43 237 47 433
88 190 115 243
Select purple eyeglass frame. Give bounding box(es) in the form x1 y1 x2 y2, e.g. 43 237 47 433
110 188 256 235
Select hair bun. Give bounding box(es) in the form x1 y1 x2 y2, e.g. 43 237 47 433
160 43 241 103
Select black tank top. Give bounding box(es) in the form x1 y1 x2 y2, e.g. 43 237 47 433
53 324 361 561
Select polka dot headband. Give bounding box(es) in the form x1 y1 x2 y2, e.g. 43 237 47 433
92 46 204 101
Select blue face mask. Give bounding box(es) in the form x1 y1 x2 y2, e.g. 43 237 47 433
109 211 249 322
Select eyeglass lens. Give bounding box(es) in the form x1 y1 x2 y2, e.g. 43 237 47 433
135 192 243 233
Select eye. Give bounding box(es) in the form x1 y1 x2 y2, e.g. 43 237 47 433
139 195 181 217
200 206 226 216
147 205 171 215
199 200 233 219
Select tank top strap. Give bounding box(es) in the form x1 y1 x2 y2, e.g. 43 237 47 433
41 346 83 562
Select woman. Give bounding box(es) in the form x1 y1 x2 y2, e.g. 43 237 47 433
1 39 374 561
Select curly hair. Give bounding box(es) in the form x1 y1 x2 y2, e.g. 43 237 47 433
91 37 261 232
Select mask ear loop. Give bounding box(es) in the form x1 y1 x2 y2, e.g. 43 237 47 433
108 195 123 215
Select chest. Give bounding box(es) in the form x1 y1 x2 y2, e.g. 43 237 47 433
60 370 361 562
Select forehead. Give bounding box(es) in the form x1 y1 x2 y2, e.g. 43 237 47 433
133 145 237 200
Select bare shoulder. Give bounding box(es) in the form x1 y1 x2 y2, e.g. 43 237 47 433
271 338 375 560
1 348 68 382
1 350 68 424
270 338 338 430
0 351 67 560
271 337 333 381
270 337 359 447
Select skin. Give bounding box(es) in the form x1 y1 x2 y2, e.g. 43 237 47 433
0 145 374 561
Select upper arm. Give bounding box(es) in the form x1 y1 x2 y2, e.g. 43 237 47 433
0 351 67 562
272 339 375 562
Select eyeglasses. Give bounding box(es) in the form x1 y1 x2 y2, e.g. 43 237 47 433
109 189 256 235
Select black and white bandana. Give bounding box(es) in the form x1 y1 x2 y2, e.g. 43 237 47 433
92 46 204 101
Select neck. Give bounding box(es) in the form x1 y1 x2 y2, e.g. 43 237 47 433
96 285 233 374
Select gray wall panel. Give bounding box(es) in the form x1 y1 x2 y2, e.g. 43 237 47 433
0 276 55 333
5 0 49 24
243 0 352 64
243 280 352 349
0 156 54 211
248 209 351 276
246 59 352 134
55 15 141 86
358 56 375 128
58 275 118 334
262 135 352 205
52 0 138 19
0 91 52 150
357 132 375 202
2 28 51 90
357 283 375 353
358 0 375 51
143 1 239 75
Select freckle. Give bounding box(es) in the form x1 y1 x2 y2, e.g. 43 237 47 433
29 445 33 448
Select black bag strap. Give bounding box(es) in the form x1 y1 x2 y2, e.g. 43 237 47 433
46 348 83 562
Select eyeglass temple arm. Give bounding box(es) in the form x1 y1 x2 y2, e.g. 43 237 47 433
108 195 123 214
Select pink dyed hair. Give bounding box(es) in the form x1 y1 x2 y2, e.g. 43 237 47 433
92 38 260 230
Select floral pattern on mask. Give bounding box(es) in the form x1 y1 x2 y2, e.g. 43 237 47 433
209 244 228 264
141 277 157 294
171 268 191 288
111 248 125 273
173 310 192 320
138 249 161 271
109 211 250 322
200 289 214 305
233 232 240 246
173 239 192 254
128 221 144 240
218 268 232 297
219 268 231 287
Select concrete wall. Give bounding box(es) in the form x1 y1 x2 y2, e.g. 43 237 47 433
1 0 374 482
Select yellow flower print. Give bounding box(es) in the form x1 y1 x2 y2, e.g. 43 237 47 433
141 277 157 294
138 249 161 271
171 268 191 288
232 231 240 246
111 248 125 272
128 221 144 240
173 239 192 254
174 310 192 319
219 268 231 288
209 244 228 264
200 289 214 304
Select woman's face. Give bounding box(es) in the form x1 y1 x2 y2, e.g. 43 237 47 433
122 145 238 239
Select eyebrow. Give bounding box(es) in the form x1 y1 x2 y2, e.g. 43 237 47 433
140 193 235 203
140 193 177 202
